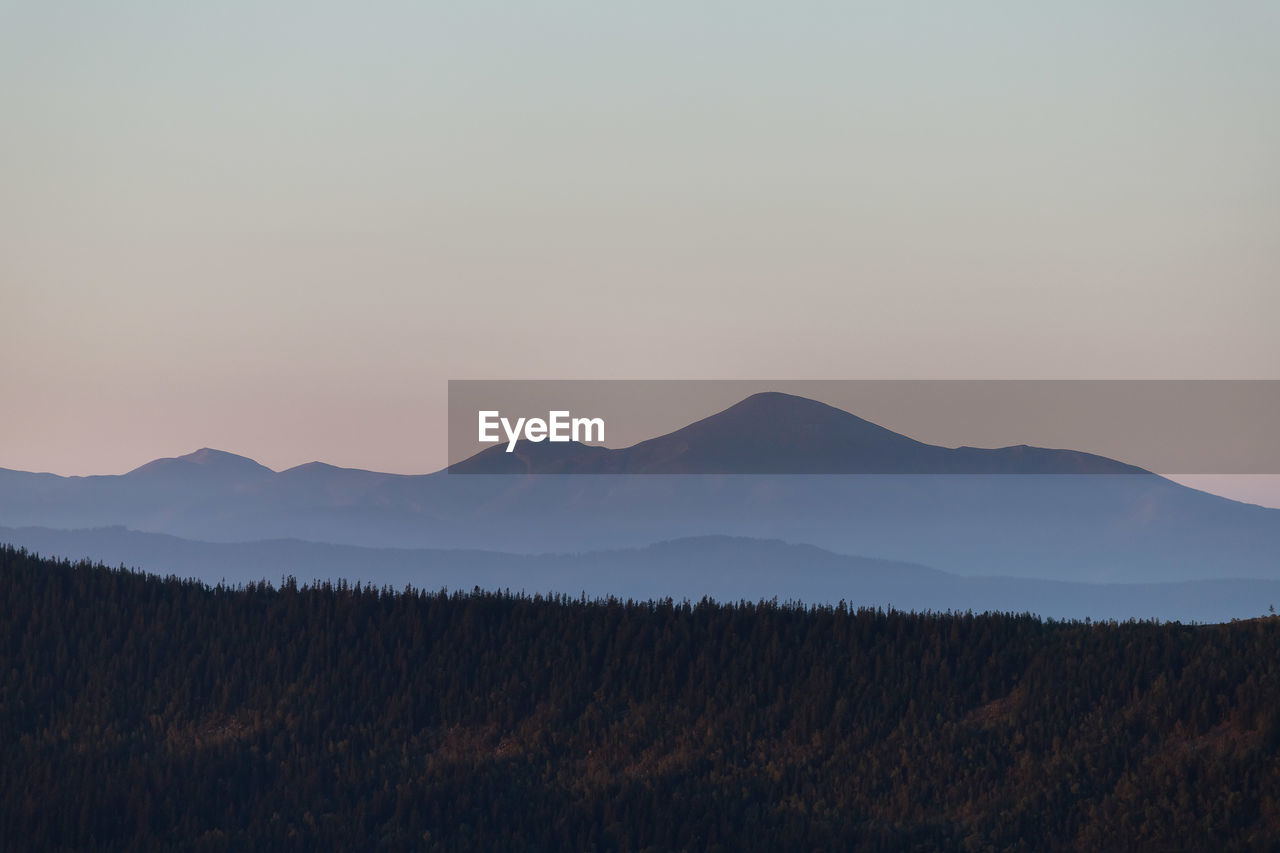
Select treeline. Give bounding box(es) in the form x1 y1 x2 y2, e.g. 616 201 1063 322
2 544 1279 852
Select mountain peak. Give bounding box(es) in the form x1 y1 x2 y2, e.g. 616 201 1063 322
184 448 254 465
705 391 913 436
729 390 842 411
447 392 1150 475
127 448 275 479
614 392 929 473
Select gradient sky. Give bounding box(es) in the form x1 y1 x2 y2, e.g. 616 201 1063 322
2 2 1277 492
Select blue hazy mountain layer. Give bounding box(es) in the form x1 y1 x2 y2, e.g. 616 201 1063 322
2 466 1277 584
2 394 1277 586
3 526 1277 624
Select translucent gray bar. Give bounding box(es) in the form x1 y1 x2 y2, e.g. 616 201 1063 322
448 380 1280 475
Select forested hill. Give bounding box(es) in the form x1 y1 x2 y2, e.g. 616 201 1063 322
3 546 1280 851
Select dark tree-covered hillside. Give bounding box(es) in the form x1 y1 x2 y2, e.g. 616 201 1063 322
2 544 1279 851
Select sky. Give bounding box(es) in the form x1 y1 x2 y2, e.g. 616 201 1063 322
2 2 1277 498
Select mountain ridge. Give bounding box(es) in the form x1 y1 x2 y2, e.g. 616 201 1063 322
450 392 1151 475
4 524 1279 623
8 392 1150 479
2 392 1277 586
127 447 274 477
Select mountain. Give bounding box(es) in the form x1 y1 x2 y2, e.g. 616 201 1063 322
2 393 1278 585
451 392 1147 474
4 525 1279 623
127 447 275 481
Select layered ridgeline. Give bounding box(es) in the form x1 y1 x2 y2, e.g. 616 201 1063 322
5 526 1280 624
2 393 1278 613
3 546 1279 851
451 391 1149 475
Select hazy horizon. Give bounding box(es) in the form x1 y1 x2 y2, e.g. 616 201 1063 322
3 2 1277 498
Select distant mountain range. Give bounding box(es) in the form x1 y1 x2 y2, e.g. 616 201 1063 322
3 393 1279 612
4 526 1278 624
452 393 1149 475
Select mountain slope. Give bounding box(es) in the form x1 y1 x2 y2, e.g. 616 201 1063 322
5 525 1279 623
127 447 275 481
451 392 1148 474
7 544 1280 850
2 393 1277 585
